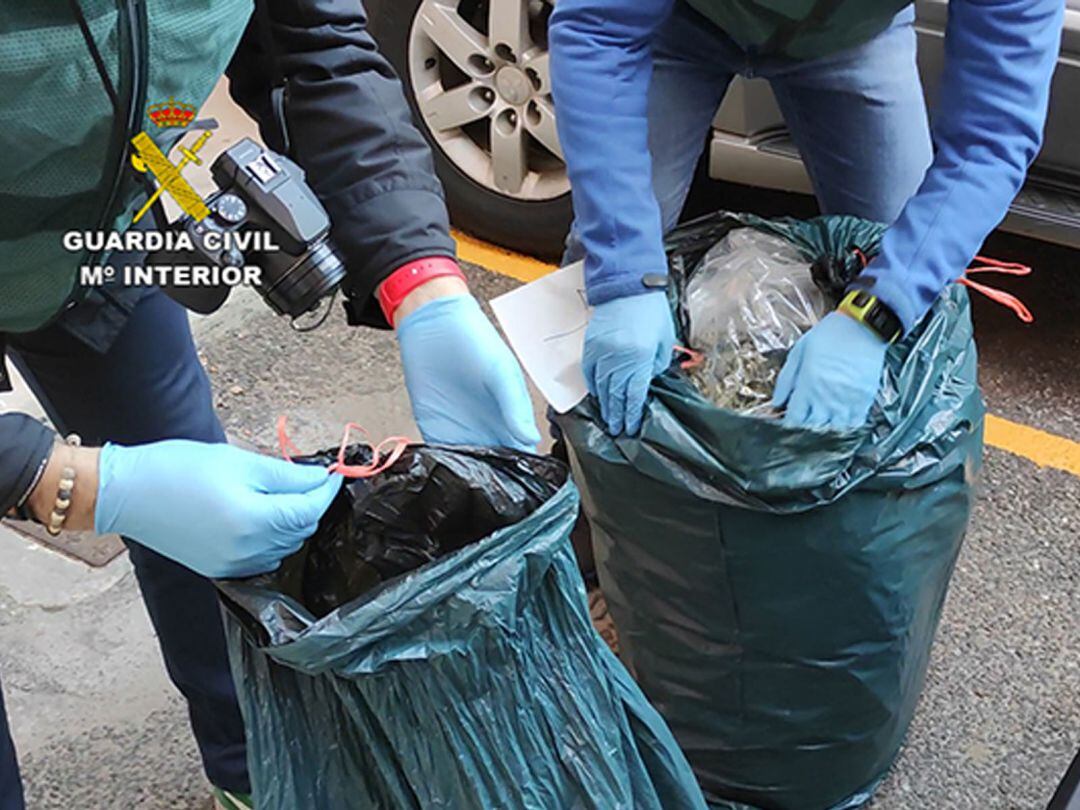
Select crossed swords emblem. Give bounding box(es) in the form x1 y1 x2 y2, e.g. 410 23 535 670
129 118 217 224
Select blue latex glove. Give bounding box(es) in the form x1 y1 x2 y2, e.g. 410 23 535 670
397 294 541 450
95 440 342 578
584 291 676 436
772 312 888 430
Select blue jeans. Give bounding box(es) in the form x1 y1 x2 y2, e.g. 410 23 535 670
0 290 248 808
566 4 932 261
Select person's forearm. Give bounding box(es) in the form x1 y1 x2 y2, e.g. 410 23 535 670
389 276 469 327
0 413 56 516
856 0 1063 332
550 0 674 304
26 445 100 532
226 0 457 329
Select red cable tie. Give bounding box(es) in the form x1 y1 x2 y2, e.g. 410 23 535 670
276 415 304 462
958 255 1034 322
967 255 1032 276
276 416 412 478
959 278 1034 323
674 345 705 370
327 422 412 479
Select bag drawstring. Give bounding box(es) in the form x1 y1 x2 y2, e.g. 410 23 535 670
957 256 1034 323
852 250 1034 323
277 416 412 479
674 345 705 369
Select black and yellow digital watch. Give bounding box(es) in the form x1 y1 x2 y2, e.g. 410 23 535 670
837 289 903 344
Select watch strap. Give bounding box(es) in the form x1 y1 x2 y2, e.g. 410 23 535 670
838 289 903 344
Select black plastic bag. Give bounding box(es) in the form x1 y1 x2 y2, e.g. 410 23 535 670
217 444 708 810
242 445 567 618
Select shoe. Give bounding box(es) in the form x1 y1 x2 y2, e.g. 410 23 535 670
212 787 253 810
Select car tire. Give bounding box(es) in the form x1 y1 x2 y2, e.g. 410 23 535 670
367 0 573 261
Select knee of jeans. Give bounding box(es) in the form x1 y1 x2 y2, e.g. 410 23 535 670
172 379 226 444
655 183 693 235
134 372 226 445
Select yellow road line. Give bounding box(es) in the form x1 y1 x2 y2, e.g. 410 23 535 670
452 229 554 283
458 231 1080 477
984 414 1080 477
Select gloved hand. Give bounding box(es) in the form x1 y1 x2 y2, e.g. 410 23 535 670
584 291 676 436
772 311 888 430
397 293 541 450
95 440 342 578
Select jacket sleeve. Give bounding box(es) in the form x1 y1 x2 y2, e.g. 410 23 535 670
854 0 1064 332
226 0 457 328
0 413 54 516
549 0 675 306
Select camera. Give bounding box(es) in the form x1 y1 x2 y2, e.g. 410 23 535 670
148 138 346 319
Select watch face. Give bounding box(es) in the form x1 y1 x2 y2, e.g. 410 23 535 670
214 193 248 225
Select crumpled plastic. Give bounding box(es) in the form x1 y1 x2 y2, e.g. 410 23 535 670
243 444 567 618
217 444 708 810
685 228 827 413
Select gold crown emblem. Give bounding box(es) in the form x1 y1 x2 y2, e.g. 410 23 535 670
147 97 196 128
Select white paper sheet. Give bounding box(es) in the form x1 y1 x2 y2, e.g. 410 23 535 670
490 261 591 414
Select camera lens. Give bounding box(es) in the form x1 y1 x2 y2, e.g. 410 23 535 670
260 236 346 318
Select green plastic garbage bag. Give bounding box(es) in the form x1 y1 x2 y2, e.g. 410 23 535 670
556 212 984 810
217 444 708 810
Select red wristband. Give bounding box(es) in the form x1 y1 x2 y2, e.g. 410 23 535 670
377 257 465 324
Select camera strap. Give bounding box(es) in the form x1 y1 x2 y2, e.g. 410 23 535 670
68 0 120 113
254 0 292 155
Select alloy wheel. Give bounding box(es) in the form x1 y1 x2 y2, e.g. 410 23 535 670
408 0 568 201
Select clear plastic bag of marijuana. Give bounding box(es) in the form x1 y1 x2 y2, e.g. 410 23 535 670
685 227 827 413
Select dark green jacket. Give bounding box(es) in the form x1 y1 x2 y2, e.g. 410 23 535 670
683 0 911 59
0 0 455 335
0 0 458 516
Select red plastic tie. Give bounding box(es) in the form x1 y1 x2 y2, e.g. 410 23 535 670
329 422 411 478
958 277 1034 323
276 415 303 462
276 416 412 479
674 345 705 370
849 249 1033 323
960 255 1034 323
966 255 1032 277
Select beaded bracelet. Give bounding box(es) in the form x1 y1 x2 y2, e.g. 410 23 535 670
45 433 81 537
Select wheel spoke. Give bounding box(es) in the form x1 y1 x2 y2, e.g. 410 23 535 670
524 97 562 160
491 113 528 194
421 84 493 132
488 0 531 60
416 0 489 76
